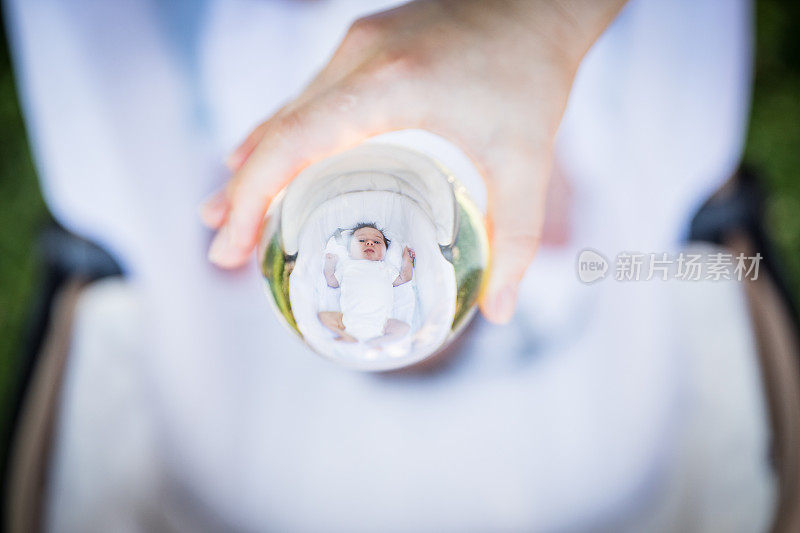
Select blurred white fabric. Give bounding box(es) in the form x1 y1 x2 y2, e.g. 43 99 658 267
4 0 776 531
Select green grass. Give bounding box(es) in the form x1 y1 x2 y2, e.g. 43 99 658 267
261 230 300 336
0 24 48 453
0 1 797 455
743 0 800 299
447 187 489 332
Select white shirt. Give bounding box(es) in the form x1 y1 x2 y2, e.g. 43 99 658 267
335 258 400 340
6 1 773 531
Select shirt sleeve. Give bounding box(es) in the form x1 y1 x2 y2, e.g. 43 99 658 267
333 259 346 285
385 262 400 283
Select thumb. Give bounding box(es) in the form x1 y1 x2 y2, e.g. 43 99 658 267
478 149 550 324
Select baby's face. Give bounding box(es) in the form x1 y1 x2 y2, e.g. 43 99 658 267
349 227 386 261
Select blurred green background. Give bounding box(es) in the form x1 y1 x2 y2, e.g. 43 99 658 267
0 16 48 453
0 1 798 453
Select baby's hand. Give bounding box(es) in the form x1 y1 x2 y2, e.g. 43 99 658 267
323 253 340 287
403 247 415 265
325 253 339 270
393 246 415 286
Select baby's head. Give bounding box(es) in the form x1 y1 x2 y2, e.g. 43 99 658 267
348 223 390 261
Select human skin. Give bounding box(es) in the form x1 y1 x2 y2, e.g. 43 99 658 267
317 311 358 343
349 227 387 261
316 311 409 345
323 227 388 287
324 227 414 287
201 0 627 324
393 246 414 287
321 227 414 342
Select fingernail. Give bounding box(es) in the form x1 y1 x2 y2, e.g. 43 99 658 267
490 285 517 324
208 225 233 265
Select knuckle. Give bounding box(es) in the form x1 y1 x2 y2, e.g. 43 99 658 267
274 110 307 137
370 48 427 82
268 110 316 154
322 90 360 115
346 17 385 45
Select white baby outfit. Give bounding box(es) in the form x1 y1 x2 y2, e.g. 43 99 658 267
335 258 400 341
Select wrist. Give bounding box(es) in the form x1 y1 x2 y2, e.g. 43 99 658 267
432 0 625 82
547 0 628 58
458 0 627 68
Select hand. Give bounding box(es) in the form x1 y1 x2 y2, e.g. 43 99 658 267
323 254 340 288
201 0 626 323
402 246 415 265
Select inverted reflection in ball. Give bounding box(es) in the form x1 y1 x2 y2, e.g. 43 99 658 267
258 143 487 371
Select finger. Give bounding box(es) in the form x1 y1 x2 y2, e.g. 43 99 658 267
225 68 349 174
478 144 551 324
198 189 230 229
226 121 271 172
209 86 420 268
225 86 332 174
225 21 381 173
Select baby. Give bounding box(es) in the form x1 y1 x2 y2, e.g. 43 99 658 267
318 223 414 344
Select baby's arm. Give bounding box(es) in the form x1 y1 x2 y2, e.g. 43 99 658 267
324 253 339 288
392 247 415 287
